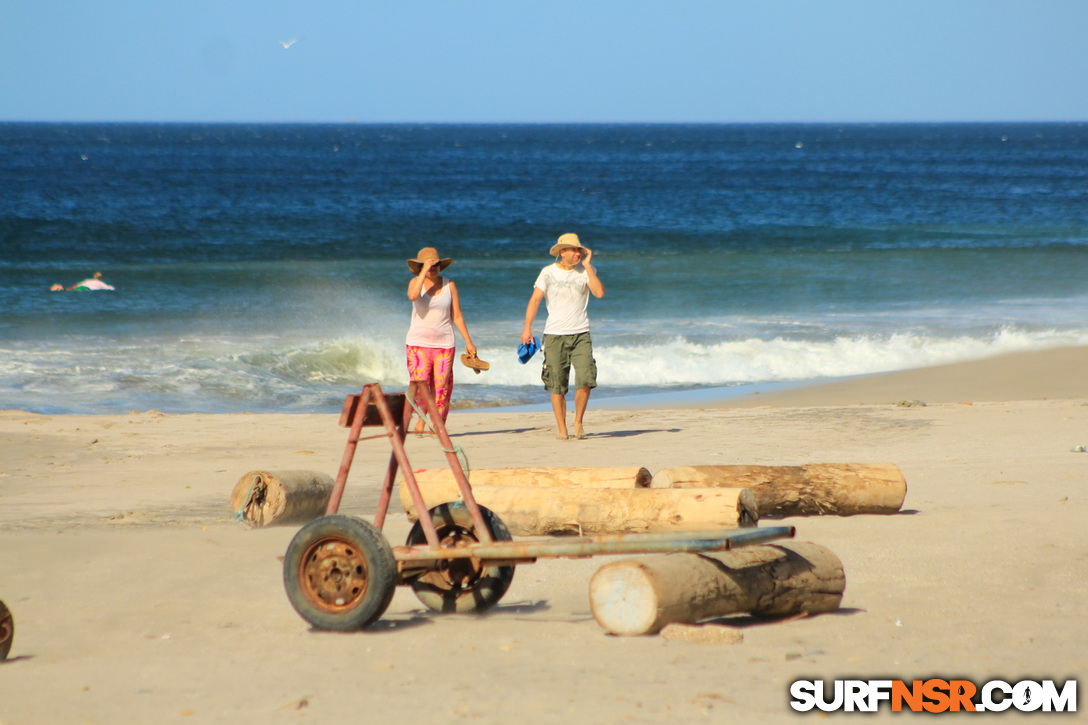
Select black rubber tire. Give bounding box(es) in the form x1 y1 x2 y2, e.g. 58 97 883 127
0 599 12 660
283 515 397 631
406 502 515 614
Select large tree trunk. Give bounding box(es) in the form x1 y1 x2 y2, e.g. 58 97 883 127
652 464 906 516
230 470 334 527
399 481 759 535
408 466 652 489
589 541 845 635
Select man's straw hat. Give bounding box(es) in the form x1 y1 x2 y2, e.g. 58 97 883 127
549 233 586 257
407 247 453 275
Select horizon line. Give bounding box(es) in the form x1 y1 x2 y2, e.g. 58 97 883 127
2 118 1087 127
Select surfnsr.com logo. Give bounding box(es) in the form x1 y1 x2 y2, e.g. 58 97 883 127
789 678 1077 713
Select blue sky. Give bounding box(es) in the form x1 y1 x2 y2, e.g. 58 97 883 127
3 1 1087 123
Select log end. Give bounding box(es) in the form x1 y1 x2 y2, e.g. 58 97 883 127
649 470 672 489
230 471 271 526
589 561 663 636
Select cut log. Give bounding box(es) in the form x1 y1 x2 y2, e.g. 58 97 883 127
589 541 845 635
399 483 758 535
652 464 906 516
407 466 652 489
230 470 335 528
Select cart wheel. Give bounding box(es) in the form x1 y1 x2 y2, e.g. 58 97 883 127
0 600 12 660
283 515 397 631
406 502 515 614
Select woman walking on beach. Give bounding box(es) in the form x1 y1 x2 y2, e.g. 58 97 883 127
406 247 477 434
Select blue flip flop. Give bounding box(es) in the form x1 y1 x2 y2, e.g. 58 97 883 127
517 336 539 364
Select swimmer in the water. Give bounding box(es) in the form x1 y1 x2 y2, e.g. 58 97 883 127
51 272 115 291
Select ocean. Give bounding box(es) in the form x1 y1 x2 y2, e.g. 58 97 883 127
2 122 1087 415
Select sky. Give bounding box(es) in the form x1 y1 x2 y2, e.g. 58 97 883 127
2 1 1088 124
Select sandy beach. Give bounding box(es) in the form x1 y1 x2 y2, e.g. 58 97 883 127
1 347 1085 723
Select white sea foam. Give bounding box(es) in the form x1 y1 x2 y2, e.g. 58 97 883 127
3 326 1086 414
460 326 1088 389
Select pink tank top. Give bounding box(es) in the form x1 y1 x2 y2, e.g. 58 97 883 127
405 280 455 348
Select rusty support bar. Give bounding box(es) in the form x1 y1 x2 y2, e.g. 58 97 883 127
371 389 416 532
371 389 403 532
392 526 795 563
326 386 376 515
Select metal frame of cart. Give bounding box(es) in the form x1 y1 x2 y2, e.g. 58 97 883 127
282 383 795 631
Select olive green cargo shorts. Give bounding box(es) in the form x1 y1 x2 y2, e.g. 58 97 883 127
541 332 597 396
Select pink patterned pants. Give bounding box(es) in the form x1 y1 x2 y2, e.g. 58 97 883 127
406 345 454 421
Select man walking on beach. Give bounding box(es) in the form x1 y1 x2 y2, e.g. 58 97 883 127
521 233 605 440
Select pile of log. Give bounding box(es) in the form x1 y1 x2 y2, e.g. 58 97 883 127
395 462 902 635
230 461 900 635
397 462 905 535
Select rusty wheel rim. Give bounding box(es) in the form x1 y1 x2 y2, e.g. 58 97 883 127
0 605 11 659
297 537 370 613
421 525 483 591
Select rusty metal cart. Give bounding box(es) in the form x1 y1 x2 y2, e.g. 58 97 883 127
282 383 795 631
0 599 12 660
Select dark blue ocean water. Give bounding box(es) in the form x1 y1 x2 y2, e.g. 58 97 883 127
2 122 1087 414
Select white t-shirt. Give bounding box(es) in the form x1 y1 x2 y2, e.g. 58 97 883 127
535 263 591 335
405 280 455 348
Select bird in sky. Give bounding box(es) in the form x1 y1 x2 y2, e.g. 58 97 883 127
279 39 298 49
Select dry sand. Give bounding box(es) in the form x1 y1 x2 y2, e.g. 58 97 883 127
1 347 1086 723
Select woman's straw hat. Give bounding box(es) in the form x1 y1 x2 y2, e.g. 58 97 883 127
407 247 453 275
549 233 586 257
